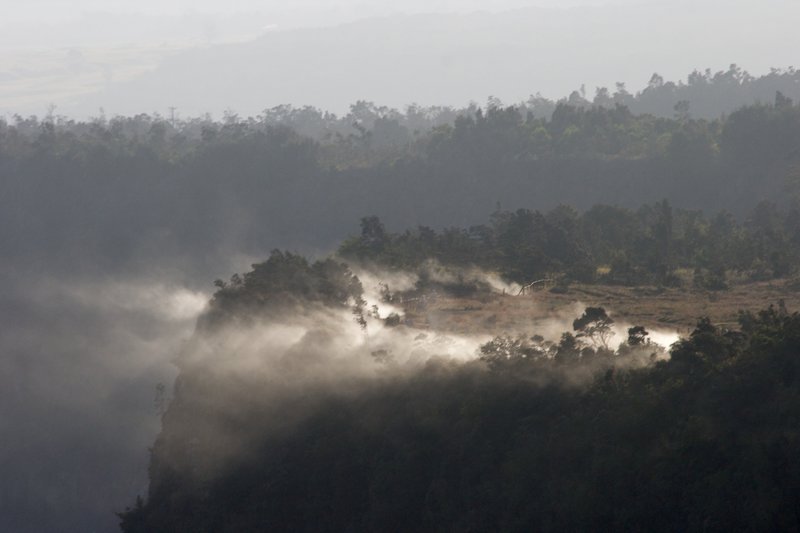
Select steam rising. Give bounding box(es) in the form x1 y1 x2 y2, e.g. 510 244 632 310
138 261 682 501
180 304 490 383
1 259 679 532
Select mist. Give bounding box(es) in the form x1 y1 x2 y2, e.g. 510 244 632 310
0 269 209 532
3 0 800 530
110 254 689 531
135 261 677 493
0 252 572 530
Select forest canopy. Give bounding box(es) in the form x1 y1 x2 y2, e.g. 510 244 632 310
5 65 800 533
339 199 800 288
118 244 800 531
2 68 800 280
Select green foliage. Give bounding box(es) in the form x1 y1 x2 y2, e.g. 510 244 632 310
693 265 729 290
4 86 800 279
478 335 553 369
204 250 366 327
122 306 800 532
479 309 666 371
573 306 615 350
340 197 800 288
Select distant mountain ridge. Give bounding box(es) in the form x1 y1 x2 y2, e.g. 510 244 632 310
66 2 800 118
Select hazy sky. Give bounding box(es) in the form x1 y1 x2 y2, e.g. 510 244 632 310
0 1 651 44
3 0 646 23
1 0 797 118
0 0 779 44
0 1 611 49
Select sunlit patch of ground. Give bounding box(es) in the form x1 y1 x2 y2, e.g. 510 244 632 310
403 279 800 337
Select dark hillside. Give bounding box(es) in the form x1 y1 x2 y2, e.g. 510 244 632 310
2 97 800 280
121 261 800 532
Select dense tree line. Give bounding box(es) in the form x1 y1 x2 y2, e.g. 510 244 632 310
119 252 800 531
340 198 800 287
202 250 367 328
2 72 800 280
209 65 800 138
104 66 800 532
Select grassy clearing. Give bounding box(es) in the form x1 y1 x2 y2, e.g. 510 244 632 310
403 278 800 337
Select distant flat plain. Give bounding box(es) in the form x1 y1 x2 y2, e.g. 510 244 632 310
0 43 191 116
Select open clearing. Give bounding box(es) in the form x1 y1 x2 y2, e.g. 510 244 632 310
403 279 800 337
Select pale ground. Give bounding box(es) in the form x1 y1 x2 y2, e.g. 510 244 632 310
0 43 191 117
403 279 800 338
